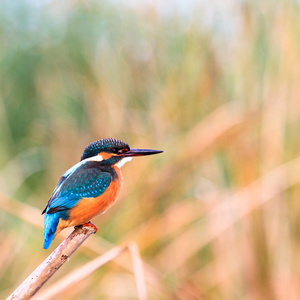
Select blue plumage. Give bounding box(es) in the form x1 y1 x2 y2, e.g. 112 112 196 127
42 160 112 249
43 210 67 249
47 167 112 211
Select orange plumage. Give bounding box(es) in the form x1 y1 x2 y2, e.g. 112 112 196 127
55 166 122 237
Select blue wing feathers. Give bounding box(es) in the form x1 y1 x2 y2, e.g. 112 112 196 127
43 162 112 248
47 168 112 211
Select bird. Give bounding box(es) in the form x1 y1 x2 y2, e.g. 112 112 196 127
42 138 163 249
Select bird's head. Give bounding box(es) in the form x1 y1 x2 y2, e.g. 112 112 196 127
81 138 163 168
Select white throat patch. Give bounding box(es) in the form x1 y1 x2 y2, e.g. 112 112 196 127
115 157 132 169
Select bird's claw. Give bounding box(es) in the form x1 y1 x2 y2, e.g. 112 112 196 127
75 222 98 233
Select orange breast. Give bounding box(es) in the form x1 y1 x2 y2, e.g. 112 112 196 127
55 166 123 236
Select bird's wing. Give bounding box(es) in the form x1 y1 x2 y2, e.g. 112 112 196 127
45 167 112 214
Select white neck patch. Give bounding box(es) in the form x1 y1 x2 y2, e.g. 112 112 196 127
115 157 132 169
62 155 129 180
87 155 104 162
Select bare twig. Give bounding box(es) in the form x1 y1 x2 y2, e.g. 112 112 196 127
7 226 96 300
32 241 147 300
33 244 127 300
0 195 165 297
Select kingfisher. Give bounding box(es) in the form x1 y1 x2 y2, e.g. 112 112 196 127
42 138 163 249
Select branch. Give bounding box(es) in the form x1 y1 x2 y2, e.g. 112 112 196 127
33 241 147 300
7 226 96 300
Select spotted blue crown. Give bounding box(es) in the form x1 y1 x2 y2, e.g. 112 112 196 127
81 138 130 161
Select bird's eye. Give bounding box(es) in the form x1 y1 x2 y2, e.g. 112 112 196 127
112 148 127 154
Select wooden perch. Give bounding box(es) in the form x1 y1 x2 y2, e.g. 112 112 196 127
33 241 147 300
7 226 96 300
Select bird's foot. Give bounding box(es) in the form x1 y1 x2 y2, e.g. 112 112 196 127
75 221 98 233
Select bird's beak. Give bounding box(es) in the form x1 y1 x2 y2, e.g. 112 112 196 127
123 148 163 157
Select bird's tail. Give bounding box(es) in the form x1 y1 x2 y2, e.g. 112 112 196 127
43 212 60 249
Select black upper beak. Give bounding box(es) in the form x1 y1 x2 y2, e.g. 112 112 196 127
123 148 163 157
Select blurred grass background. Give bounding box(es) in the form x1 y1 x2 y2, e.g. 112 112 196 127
1 0 300 299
